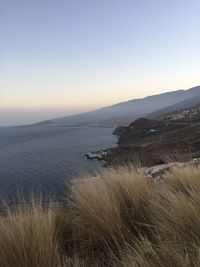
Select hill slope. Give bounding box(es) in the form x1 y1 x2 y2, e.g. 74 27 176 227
160 103 200 123
37 86 200 127
148 92 200 119
105 101 200 167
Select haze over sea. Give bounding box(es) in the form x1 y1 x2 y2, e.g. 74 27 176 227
0 126 116 201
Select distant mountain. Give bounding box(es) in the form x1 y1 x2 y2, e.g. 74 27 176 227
148 92 200 119
159 102 200 123
36 86 200 127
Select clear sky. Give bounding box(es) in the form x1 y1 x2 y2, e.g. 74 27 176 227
1 0 200 126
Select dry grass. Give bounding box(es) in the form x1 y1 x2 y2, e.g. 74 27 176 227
1 164 200 266
166 165 200 194
64 167 156 260
0 200 56 267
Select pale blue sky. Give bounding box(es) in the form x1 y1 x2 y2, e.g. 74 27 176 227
1 0 200 126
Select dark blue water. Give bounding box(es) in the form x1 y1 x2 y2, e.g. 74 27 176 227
0 126 117 201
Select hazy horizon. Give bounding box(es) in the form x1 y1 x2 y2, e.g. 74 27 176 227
1 85 200 127
1 0 200 126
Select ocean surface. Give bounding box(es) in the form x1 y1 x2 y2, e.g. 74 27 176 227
0 126 117 201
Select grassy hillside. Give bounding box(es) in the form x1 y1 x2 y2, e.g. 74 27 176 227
1 164 200 266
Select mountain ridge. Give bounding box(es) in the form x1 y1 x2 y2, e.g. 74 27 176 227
148 92 200 119
35 86 200 127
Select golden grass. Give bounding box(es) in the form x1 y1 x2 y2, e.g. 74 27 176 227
166 165 200 194
1 164 200 266
0 200 56 267
69 168 155 252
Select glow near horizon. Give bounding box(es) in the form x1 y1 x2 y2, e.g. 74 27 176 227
1 0 200 125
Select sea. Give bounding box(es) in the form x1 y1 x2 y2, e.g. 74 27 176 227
0 126 117 202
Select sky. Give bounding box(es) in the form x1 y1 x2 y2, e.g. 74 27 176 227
1 0 200 126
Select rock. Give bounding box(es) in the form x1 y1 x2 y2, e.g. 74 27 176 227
139 158 200 182
84 150 108 161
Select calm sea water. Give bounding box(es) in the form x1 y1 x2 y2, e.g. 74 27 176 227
0 126 117 201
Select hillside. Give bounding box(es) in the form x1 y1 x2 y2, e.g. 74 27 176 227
160 103 200 123
148 92 200 119
113 117 190 145
35 86 200 127
104 104 200 166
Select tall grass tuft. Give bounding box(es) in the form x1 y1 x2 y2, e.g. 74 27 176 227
0 200 56 267
58 167 157 262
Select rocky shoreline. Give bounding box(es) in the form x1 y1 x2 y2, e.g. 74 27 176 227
84 150 109 162
85 149 200 184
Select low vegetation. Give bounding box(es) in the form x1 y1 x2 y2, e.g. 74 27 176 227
107 115 200 167
1 165 200 266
